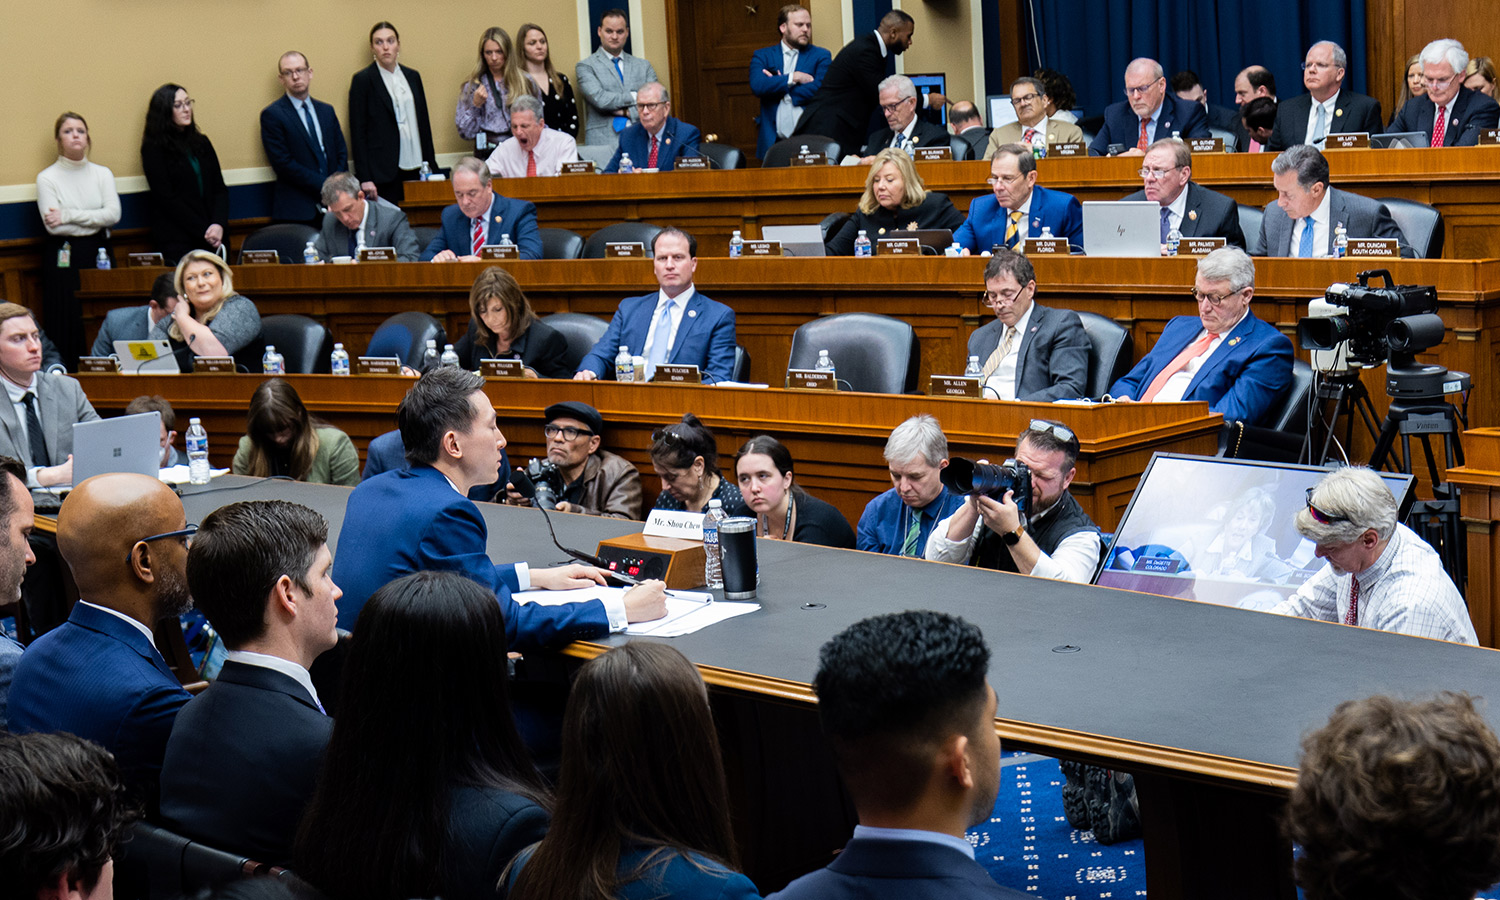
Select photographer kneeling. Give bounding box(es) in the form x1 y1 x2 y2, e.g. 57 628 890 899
507 401 644 520
925 419 1100 582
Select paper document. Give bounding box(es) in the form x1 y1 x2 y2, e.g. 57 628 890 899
159 465 230 485
513 586 759 637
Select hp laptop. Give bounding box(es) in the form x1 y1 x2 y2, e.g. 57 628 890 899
1081 201 1162 257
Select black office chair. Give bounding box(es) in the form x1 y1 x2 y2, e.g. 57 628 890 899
582 222 665 259
732 344 751 382
819 212 851 243
1238 204 1266 256
1075 311 1133 399
257 314 334 374
1208 127 1240 152
1377 196 1444 259
412 225 440 255
1219 359 1315 462
539 227 585 260
1077 115 1103 150
540 312 610 371
701 141 745 170
115 821 282 900
762 135 841 167
786 313 920 394
366 312 446 368
948 135 974 161
238 224 319 264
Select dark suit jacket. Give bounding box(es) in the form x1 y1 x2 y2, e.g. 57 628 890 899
826 193 966 256
360 429 507 503
159 660 330 865
956 125 989 160
314 196 420 262
1109 311 1293 426
260 95 348 222
1388 85 1500 146
860 116 951 158
140 137 230 264
420 194 541 260
1267 90 1384 151
603 117 702 172
444 786 549 900
954 184 1084 253
453 317 571 378
1121 181 1246 248
967 303 1090 401
576 291 738 383
1088 94 1210 156
766 837 1030 900
793 33 887 158
347 62 436 185
1258 187 1411 257
8 602 191 804
750 42 833 157
330 465 609 647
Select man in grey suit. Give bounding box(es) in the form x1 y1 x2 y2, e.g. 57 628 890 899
575 9 659 149
92 273 177 357
1260 145 1411 258
1122 139 1246 251
968 250 1088 402
312 172 420 262
0 304 99 497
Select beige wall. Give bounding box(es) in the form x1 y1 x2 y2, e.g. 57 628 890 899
899 0 977 108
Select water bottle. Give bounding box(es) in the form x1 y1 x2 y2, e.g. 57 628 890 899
262 345 285 374
729 230 743 258
441 343 460 367
703 499 726 589
498 233 515 253
303 240 319 265
423 339 439 369
1166 227 1182 257
1334 223 1348 259
944 242 962 257
1040 226 1054 240
619 153 634 174
799 144 809 155
1171 130 1182 141
815 349 835 379
95 247 111 270
1033 140 1047 159
964 355 982 378
418 161 432 181
331 342 350 375
57 241 71 268
854 230 872 258
186 418 210 485
615 344 635 382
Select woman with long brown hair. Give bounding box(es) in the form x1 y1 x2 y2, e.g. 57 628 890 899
452 266 570 376
517 23 579 138
231 379 358 485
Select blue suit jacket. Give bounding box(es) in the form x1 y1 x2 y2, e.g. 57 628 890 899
361 429 508 503
954 184 1084 253
1109 311 1293 426
330 466 609 649
767 837 1030 900
749 43 833 158
1089 93 1210 156
260 95 348 222
575 291 737 383
8 602 191 801
420 194 541 260
604 117 701 172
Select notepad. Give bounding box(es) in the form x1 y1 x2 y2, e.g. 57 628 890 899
513 586 759 637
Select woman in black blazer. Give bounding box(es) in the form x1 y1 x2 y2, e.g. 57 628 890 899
348 21 436 204
826 148 964 256
140 84 228 265
452 266 571 377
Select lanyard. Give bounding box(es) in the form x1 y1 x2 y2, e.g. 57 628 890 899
760 496 796 541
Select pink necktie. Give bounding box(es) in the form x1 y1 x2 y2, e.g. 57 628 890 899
1344 577 1360 625
471 217 485 255
526 150 537 177
1141 332 1217 401
1431 105 1448 147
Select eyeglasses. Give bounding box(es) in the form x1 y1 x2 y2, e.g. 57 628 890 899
637 100 668 111
544 424 594 440
1138 166 1182 180
881 98 915 114
1191 287 1246 306
1300 61 1338 72
651 428 684 445
1423 75 1457 89
280 67 311 78
1027 419 1076 445
981 285 1032 308
173 99 195 111
986 173 1026 187
1124 80 1161 98
1011 92 1041 106
125 524 198 564
1305 488 1350 525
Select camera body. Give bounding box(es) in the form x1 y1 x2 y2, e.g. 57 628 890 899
941 458 1033 514
525 458 566 509
1297 270 1442 368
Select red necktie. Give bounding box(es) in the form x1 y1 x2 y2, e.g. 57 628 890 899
1023 127 1038 146
1141 332 1217 401
1431 105 1448 147
1344 577 1360 625
648 134 659 168
1137 119 1150 151
471 217 485 256
526 150 537 177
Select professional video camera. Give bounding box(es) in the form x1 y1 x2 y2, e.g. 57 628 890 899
941 458 1032 514
524 458 566 509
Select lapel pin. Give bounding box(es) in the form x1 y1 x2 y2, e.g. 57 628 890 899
1032 217 1041 228
1030 325 1038 333
494 215 503 223
1335 109 1344 117
906 221 920 231
665 137 672 145
1452 117 1459 126
1188 210 1198 221
878 227 887 235
1228 337 1241 346
687 309 697 318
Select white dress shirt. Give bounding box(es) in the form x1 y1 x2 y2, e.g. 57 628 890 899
1153 307 1249 403
852 825 975 860
1161 184 1190 235
1304 90 1340 146
983 300 1036 401
377 65 423 169
923 495 1102 583
485 128 581 178
1018 115 1052 147
1288 187 1333 259
641 286 696 362
225 649 324 711
776 40 805 138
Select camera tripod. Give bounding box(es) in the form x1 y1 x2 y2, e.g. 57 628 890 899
1299 369 1397 469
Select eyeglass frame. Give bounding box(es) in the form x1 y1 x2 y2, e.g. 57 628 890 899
1191 286 1248 307
1010 91 1042 106
651 428 684 445
1124 77 1163 98
172 98 196 110
544 423 595 441
881 96 917 114
1304 487 1351 525
980 281 1035 309
1138 165 1184 181
636 100 669 112
125 524 198 565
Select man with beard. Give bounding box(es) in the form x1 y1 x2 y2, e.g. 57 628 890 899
0 455 35 730
749 4 831 159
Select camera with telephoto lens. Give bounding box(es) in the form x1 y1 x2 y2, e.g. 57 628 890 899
1297 269 1443 368
941 458 1032 514
525 458 565 509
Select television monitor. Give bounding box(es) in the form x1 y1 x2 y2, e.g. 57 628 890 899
907 73 948 126
1094 454 1415 610
986 94 1020 129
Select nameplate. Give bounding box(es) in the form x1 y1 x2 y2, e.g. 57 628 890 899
358 246 397 262
1480 129 1500 145
78 356 118 373
128 252 165 268
1326 132 1370 150
1021 237 1068 255
1189 137 1225 153
192 356 236 373
605 241 646 258
786 369 837 391
652 364 701 384
644 509 704 540
1049 142 1085 157
560 160 596 175
930 375 982 398
357 356 402 375
1179 236 1227 256
914 146 953 162
479 244 518 260
742 240 780 257
239 249 280 265
790 152 827 166
875 236 922 256
480 358 525 378
1347 238 1399 258
674 155 709 170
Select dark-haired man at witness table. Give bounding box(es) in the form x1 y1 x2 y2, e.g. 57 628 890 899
1388 38 1500 146
1267 41 1383 151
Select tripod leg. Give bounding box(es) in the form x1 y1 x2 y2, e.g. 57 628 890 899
1369 416 1402 473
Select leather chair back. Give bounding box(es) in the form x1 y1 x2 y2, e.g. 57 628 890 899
539 227 585 260
763 135 841 167
115 821 275 900
701 141 745 170
787 312 920 394
253 314 333 374
1238 204 1266 256
732 344 751 382
582 222 666 259
540 312 610 371
239 224 320 264
1076 311 1133 399
1208 127 1240 152
411 226 440 255
1377 197 1444 259
366 312 446 367
1269 358 1315 434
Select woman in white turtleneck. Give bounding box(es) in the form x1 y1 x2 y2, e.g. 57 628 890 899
36 111 120 367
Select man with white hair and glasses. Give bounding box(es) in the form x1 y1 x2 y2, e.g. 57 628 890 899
1267 466 1476 644
1388 38 1500 146
856 414 966 557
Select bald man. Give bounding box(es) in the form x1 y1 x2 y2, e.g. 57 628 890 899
8 473 193 807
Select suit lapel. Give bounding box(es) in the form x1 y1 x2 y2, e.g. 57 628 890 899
71 602 178 682
623 295 656 351
669 295 705 363
369 65 395 118
482 196 504 244
0 385 24 466
216 660 322 712
1184 312 1255 396
36 375 63 465
1014 304 1046 390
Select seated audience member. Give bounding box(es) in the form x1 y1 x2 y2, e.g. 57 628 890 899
0 731 134 900
768 610 1027 900
1170 69 1241 136
421 156 541 261
604 82 698 173
485 95 579 178
0 303 99 492
1260 145 1410 257
1266 466 1477 644
826 149 964 256
735 434 855 548
361 425 509 503
1034 68 1079 123
956 143 1083 254
576 9 659 152
313 172 420 262
509 645 758 900
1241 96 1276 152
151 250 261 371
1389 38 1500 146
1285 693 1500 900
749 3 830 158
260 51 346 225
160 500 337 865
969 250 1088 400
1466 56 1497 97
1398 53 1427 121
455 27 529 152
8 473 194 805
452 266 570 376
859 75 949 162
505 401 643 519
857 415 966 557
231 379 359 486
574 228 737 383
91 273 177 357
125 394 180 467
0 456 35 731
1268 41 1383 151
296 571 550 900
1110 247 1292 424
519 24 579 140
330 366 666 637
649 413 745 514
1123 139 1246 250
140 83 228 263
1089 58 1209 157
926 419 1101 583
949 101 990 160
983 76 1084 160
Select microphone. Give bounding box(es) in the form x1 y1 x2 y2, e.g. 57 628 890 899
509 469 642 584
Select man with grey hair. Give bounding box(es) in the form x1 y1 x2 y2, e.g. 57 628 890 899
485 95 579 178
1109 246 1292 425
859 74 949 162
856 414 966 556
1259 144 1410 257
1266 466 1475 644
1122 138 1245 251
1268 40 1383 151
1389 38 1500 146
984 75 1083 159
1089 57 1209 157
603 82 700 173
420 156 541 261
312 171 420 262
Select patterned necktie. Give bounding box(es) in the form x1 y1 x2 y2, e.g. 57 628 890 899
1004 210 1023 248
1023 127 1038 146
612 57 628 133
1141 332 1217 401
1298 217 1315 258
300 100 327 170
471 217 485 256
648 134 659 168
1311 104 1327 144
1159 206 1172 243
1431 105 1448 147
981 326 1018 379
1344 576 1360 625
21 392 48 467
1137 118 1150 151
526 150 538 177
646 300 674 379
900 508 922 557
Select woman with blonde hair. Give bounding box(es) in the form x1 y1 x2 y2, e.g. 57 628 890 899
232 379 359 485
149 249 260 371
1466 56 1497 97
825 148 963 255
456 27 536 153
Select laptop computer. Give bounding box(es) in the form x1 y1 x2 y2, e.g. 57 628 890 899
113 340 180 374
1370 131 1428 149
1081 201 1163 257
762 224 827 258
72 411 163 484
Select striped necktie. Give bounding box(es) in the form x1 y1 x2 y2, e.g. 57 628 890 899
900 508 922 557
471 217 485 256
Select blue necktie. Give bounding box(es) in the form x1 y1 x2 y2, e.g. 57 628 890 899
1298 217 1315 258
612 57 628 134
646 301 674 380
1159 207 1171 243
300 100 327 170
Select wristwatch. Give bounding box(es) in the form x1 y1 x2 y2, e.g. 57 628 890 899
1002 524 1026 546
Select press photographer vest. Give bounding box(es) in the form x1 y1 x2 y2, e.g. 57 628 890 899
971 491 1099 573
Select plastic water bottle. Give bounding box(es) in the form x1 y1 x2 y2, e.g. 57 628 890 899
815 349 835 378
729 230 743 258
423 339 439 369
1171 130 1182 141
498 233 515 253
799 144 809 155
1033 140 1047 159
703 499 726 589
441 343 460 367
1166 227 1182 256
615 344 635 382
262 345 285 374
854 230 872 258
944 242 962 257
186 418 210 485
331 342 350 375
303 240 319 265
1334 223 1348 259
964 355 982 377
619 153 634 174
57 241 71 268
418 161 431 181
95 248 110 270
1040 226 1054 240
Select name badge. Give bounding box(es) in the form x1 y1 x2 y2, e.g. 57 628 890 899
674 155 709 170
239 249 280 265
480 358 526 378
479 244 519 260
790 152 827 166
560 160 596 175
1326 132 1371 149
644 509 704 540
128 252 165 268
1179 236 1227 256
1188 137 1225 154
356 356 402 375
358 246 397 262
914 146 953 161
1021 237 1068 255
1049 142 1085 157
652 364 701 384
787 369 838 391
741 240 780 257
78 356 119 373
1347 238 1399 258
930 375 982 398
876 236 922 255
192 356 236 373
1479 129 1500 145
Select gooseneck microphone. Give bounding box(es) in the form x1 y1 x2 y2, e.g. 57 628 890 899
508 469 642 585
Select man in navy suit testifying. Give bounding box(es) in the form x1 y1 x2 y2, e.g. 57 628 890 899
422 157 541 261
260 51 347 225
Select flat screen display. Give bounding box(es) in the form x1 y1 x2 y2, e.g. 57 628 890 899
907 73 948 126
